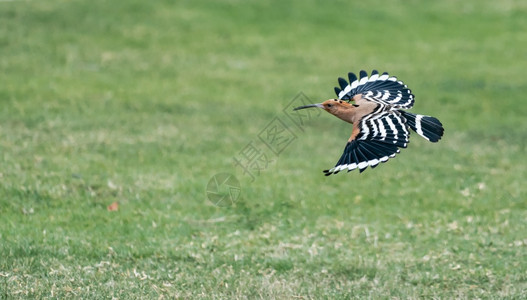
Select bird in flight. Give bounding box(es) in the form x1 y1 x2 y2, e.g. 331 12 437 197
294 70 444 175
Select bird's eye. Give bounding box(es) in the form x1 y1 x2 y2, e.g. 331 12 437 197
327 103 332 107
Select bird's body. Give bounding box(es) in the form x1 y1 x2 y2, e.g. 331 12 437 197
294 70 444 175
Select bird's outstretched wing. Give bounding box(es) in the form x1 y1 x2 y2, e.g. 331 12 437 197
334 70 414 109
323 110 409 175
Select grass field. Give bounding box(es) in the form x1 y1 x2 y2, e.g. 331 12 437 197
1 0 527 298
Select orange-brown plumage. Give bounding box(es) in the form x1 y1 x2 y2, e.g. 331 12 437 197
295 96 378 141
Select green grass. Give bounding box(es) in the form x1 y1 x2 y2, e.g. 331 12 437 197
1 0 526 298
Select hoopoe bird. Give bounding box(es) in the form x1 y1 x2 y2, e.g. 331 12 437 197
294 70 444 175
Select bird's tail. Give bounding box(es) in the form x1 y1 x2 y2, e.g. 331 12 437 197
399 110 444 142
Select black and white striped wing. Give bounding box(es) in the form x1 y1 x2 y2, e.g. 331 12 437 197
323 111 410 175
334 70 414 109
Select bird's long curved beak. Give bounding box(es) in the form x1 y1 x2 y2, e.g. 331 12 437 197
293 103 323 111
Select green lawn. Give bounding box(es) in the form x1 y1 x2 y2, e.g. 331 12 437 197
1 0 526 298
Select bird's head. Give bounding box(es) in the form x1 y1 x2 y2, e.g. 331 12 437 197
294 99 355 120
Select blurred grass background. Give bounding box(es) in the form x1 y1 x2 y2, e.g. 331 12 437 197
1 0 526 298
